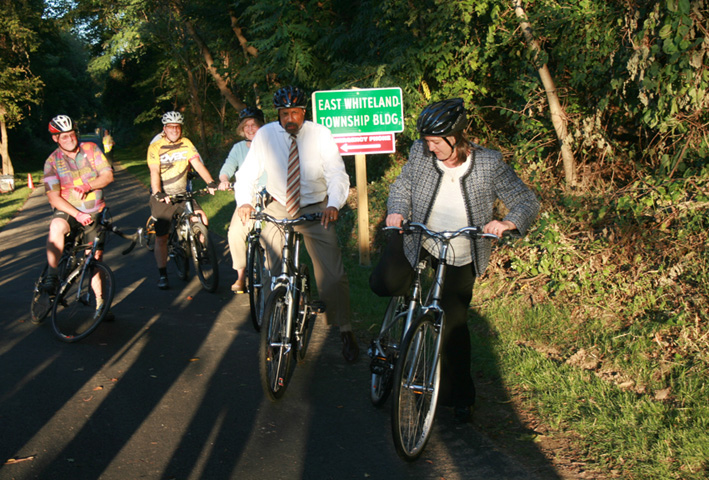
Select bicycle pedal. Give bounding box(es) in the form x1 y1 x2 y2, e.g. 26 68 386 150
369 356 391 375
310 300 326 313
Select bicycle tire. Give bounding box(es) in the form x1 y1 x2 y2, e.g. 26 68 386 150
51 261 115 343
391 311 442 461
259 286 294 401
190 222 219 292
30 264 51 324
171 238 190 281
247 238 267 331
30 255 73 325
370 295 406 407
295 264 314 362
144 216 156 252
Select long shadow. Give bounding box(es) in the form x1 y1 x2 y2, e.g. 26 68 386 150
0 158 564 480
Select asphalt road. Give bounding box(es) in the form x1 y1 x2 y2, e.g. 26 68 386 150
0 164 550 480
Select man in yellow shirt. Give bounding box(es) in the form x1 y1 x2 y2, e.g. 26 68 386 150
147 111 217 289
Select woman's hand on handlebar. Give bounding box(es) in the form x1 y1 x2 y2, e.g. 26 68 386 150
483 220 516 239
238 204 255 225
386 213 405 229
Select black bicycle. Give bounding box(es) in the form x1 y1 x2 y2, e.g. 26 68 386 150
35 209 142 342
246 187 270 331
369 222 498 461
165 188 219 292
255 211 325 401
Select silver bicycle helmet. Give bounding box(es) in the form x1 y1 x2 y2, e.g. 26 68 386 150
48 115 74 134
162 111 184 125
416 98 466 136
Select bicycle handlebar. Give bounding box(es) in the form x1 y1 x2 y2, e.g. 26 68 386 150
167 187 213 202
251 211 323 226
384 222 500 241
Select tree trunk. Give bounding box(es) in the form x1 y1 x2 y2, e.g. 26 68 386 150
513 0 577 186
229 12 258 59
184 20 247 113
0 105 14 176
184 62 209 158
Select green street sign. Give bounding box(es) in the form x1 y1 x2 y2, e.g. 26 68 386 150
312 87 404 135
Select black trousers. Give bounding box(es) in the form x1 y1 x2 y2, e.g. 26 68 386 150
370 233 476 407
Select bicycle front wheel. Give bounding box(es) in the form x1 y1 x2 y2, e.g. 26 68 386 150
143 216 156 251
391 312 441 461
51 261 115 343
247 238 267 331
295 264 314 362
31 255 73 325
370 295 406 407
190 222 219 292
30 264 51 324
259 286 294 401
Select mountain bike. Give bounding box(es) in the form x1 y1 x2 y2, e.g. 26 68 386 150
49 209 142 342
373 222 498 461
246 187 270 331
255 211 325 401
165 188 219 292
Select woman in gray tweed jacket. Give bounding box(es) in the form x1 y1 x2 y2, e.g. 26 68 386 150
370 98 539 422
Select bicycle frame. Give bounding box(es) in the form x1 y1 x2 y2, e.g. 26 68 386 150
270 223 304 355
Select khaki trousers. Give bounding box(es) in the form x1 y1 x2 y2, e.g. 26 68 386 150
261 200 351 329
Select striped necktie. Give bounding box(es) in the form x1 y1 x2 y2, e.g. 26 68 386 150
285 134 300 217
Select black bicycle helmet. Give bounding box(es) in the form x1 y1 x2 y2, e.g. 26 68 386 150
239 106 265 123
273 86 307 109
416 98 466 136
48 115 74 134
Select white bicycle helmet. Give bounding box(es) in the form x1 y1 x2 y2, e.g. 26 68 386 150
162 111 184 125
48 115 74 134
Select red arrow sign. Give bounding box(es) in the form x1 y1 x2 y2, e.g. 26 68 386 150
333 133 396 156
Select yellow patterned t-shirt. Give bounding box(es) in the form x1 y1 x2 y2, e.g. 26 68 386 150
147 136 201 195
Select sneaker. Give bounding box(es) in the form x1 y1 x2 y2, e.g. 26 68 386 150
158 275 169 290
42 274 59 295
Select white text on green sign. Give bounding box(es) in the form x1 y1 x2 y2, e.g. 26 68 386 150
312 88 404 135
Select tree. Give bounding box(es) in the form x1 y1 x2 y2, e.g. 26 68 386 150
513 0 576 186
0 0 44 176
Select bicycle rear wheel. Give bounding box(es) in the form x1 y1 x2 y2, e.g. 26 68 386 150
247 237 267 331
259 286 294 401
51 261 115 343
370 295 406 406
190 222 219 292
391 312 441 461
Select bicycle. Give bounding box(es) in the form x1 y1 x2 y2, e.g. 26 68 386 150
246 187 270 331
255 211 325 401
371 222 498 461
48 209 142 342
165 188 219 292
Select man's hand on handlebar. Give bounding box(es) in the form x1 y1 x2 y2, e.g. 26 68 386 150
321 206 339 229
75 212 93 226
154 191 171 204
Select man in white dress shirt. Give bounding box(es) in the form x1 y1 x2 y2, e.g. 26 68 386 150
234 86 359 363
